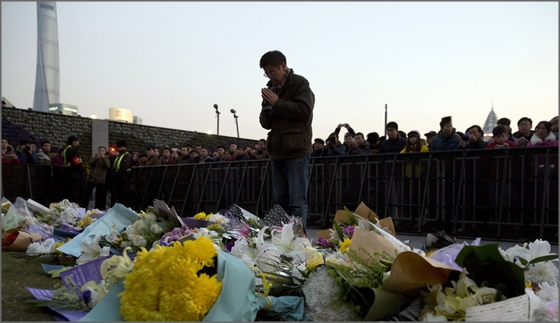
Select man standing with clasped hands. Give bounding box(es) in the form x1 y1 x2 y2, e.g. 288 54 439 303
259 50 314 233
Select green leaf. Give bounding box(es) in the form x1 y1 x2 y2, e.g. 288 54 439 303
454 243 504 269
528 254 558 265
333 220 345 241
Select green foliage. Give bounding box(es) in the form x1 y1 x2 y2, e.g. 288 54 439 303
455 244 526 298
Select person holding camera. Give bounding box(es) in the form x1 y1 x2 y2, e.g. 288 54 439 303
259 50 314 233
15 139 38 164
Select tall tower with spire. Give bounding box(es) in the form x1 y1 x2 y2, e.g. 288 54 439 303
32 2 60 112
482 99 498 140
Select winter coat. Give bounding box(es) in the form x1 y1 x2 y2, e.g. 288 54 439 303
87 155 111 184
259 69 314 161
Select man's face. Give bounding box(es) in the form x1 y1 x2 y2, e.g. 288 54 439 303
386 127 398 140
518 120 532 135
162 149 171 158
154 149 160 157
314 142 324 151
181 147 189 156
42 143 51 153
73 140 80 148
236 147 245 156
217 147 225 156
426 136 435 144
257 141 265 150
147 148 154 157
140 156 148 164
263 63 287 85
467 127 482 142
98 147 106 155
1 139 8 149
229 144 237 153
200 148 208 158
355 134 365 145
494 133 507 145
441 123 453 136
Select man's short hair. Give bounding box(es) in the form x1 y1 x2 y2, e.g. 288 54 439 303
162 147 171 153
40 140 51 146
497 118 511 127
260 50 287 68
492 125 507 136
367 132 380 142
258 138 266 143
517 117 532 126
98 145 107 150
139 152 148 158
19 139 29 146
116 140 127 148
355 132 364 139
386 121 399 130
467 125 483 134
314 138 325 145
217 145 226 150
439 116 452 128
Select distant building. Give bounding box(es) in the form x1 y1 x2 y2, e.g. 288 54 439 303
133 116 142 124
109 107 133 123
1 96 16 108
482 105 498 141
33 2 60 113
49 103 78 116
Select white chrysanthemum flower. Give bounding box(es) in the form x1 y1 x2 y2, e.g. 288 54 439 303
132 235 147 248
526 262 559 285
302 265 360 321
143 212 157 226
149 223 163 235
132 219 148 233
26 238 55 256
208 213 230 224
59 207 78 225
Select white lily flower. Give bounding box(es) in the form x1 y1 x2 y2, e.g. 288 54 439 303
76 235 110 265
59 207 78 225
536 282 559 302
272 222 312 256
527 239 557 260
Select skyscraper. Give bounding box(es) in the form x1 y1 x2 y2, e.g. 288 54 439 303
32 1 60 112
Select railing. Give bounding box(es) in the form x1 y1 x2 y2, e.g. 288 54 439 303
2 146 557 242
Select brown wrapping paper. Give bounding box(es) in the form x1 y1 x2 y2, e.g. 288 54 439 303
382 251 457 296
315 202 397 239
2 229 43 251
350 227 402 260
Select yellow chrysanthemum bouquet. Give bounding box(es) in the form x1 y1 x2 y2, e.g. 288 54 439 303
119 237 223 321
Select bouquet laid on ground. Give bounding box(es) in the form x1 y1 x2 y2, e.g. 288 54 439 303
12 197 558 322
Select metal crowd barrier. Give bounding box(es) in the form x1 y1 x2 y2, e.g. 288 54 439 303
2 146 557 242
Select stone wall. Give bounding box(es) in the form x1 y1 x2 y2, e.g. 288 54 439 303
1 107 257 158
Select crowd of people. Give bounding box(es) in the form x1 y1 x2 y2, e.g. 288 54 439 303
310 115 559 158
2 115 558 210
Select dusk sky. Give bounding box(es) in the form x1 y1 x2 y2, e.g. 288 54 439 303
2 2 558 142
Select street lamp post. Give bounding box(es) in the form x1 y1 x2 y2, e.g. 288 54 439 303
230 109 239 138
213 104 220 136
